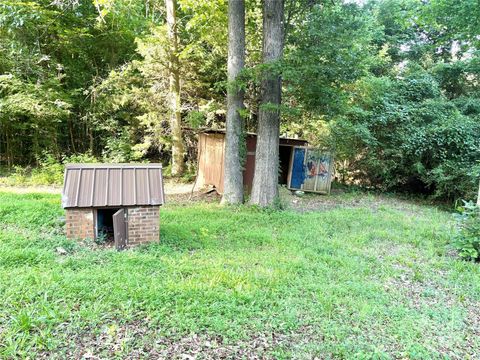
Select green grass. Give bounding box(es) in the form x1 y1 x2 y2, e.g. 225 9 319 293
0 191 479 358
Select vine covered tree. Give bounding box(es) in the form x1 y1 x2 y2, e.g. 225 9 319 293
250 0 284 206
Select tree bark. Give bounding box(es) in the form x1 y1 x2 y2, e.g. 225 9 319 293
222 0 246 205
250 0 284 206
165 0 185 176
477 179 480 207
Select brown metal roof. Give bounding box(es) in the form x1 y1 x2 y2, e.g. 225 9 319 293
199 128 308 143
62 164 164 209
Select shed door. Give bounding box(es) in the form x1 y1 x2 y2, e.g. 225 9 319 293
113 209 127 250
289 147 307 189
288 147 334 194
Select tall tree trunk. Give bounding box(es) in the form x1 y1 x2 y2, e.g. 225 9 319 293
477 179 480 207
68 118 76 153
5 124 11 168
250 0 284 206
89 126 94 153
165 0 185 176
222 0 246 205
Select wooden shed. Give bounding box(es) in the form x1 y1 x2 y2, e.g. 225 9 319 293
62 164 164 249
196 130 334 194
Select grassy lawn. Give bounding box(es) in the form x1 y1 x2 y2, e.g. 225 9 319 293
0 190 479 359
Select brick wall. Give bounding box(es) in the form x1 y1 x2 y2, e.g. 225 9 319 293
127 206 160 245
66 209 95 240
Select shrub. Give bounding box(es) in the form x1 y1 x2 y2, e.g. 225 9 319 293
63 152 98 164
30 154 64 185
0 152 99 186
328 69 480 201
95 231 109 245
452 201 480 261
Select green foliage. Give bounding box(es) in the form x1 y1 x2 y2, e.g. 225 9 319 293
95 231 109 246
1 0 480 200
185 111 206 129
0 152 98 186
328 64 480 200
297 0 480 202
0 0 150 165
419 0 480 48
283 2 377 115
30 154 64 185
64 152 98 164
0 74 71 165
452 201 480 261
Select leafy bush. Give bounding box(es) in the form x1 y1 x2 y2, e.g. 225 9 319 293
0 152 98 186
95 231 109 245
64 152 98 164
452 201 480 261
328 68 480 201
102 128 144 163
29 154 64 185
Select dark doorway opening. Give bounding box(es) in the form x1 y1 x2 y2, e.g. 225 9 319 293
279 145 293 185
97 208 120 243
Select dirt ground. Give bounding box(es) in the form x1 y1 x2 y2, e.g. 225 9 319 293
0 184 62 194
0 180 438 213
0 179 194 196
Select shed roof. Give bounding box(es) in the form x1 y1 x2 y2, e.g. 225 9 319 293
200 128 307 143
62 164 164 209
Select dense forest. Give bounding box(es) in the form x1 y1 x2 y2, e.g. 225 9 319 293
0 0 479 201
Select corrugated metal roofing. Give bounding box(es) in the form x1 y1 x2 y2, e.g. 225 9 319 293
200 128 307 142
62 164 164 208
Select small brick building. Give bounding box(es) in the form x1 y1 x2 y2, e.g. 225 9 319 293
62 164 164 249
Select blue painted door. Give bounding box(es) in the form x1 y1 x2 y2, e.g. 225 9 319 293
289 147 306 189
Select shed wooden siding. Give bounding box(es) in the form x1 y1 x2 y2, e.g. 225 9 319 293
62 164 164 208
197 132 308 194
197 133 225 193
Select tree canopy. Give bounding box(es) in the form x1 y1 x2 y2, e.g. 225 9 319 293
0 0 478 201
